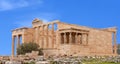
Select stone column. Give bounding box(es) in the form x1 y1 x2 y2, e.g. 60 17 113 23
64 33 67 44
22 33 25 43
38 26 41 48
78 34 80 44
12 36 15 57
41 25 44 48
46 25 49 48
35 27 37 43
52 23 54 48
77 34 79 44
37 27 40 44
79 34 82 44
17 35 20 48
75 33 78 44
59 33 61 44
35 27 38 43
86 34 88 45
16 35 21 55
44 25 47 49
55 32 60 49
69 32 72 44
113 32 117 54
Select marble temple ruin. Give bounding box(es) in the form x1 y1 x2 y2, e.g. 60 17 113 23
11 18 118 57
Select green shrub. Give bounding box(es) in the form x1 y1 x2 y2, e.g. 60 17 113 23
17 42 43 55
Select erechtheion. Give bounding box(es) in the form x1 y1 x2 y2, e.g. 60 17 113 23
11 19 117 57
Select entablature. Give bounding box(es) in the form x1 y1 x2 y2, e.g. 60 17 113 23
58 27 89 34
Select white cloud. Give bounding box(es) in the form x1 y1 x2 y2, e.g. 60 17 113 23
15 21 32 27
0 0 43 11
14 13 60 27
0 1 14 10
14 18 49 28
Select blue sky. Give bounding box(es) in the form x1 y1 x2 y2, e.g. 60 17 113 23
0 0 120 56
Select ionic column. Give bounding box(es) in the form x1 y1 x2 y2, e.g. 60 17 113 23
54 31 58 48
12 36 15 57
17 35 20 48
69 32 72 44
38 26 41 48
64 33 67 44
41 25 44 48
59 33 61 44
38 26 40 44
38 27 40 44
75 33 78 44
35 27 38 43
113 32 117 54
46 25 49 48
52 23 54 48
35 27 37 43
22 34 25 43
86 34 88 45
79 34 82 44
78 34 80 44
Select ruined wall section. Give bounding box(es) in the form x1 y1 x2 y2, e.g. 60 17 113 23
32 20 60 49
12 28 28 43
89 29 113 55
57 22 90 30
57 22 113 56
23 28 35 43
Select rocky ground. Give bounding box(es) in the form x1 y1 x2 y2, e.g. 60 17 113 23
1 56 120 64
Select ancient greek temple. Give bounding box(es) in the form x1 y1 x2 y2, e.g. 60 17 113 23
12 19 118 57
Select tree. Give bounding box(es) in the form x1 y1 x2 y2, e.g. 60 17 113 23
17 42 43 55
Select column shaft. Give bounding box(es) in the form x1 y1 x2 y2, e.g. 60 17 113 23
114 32 117 54
81 34 84 44
52 23 54 48
59 33 61 44
80 34 82 44
75 33 77 44
17 35 20 48
39 26 41 48
41 25 44 48
86 34 88 45
69 33 72 44
12 36 15 57
64 33 67 44
114 32 117 46
35 27 38 43
37 27 40 44
22 34 24 43
46 25 49 48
